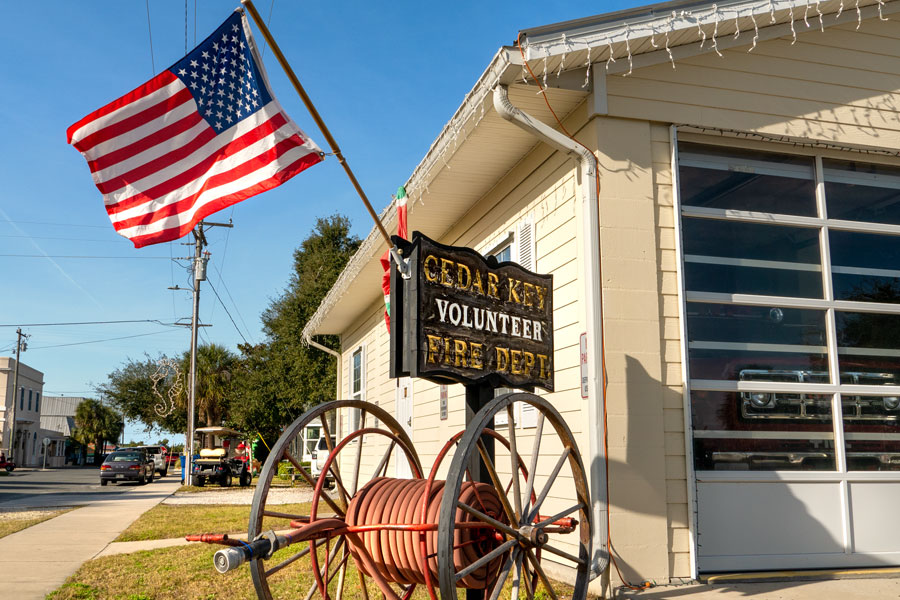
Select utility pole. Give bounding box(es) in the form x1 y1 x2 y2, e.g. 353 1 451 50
185 220 231 486
7 328 27 462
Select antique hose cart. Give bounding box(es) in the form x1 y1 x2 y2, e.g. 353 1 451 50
192 233 594 598
199 395 591 600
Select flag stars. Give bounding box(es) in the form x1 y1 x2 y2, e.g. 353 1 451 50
178 68 187 76
190 59 198 68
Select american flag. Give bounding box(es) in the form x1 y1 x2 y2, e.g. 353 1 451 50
67 10 323 248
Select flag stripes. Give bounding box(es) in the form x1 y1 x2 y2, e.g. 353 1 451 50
68 12 323 248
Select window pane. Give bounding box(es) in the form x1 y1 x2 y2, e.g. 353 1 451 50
679 143 816 216
683 217 822 297
692 390 835 471
824 159 900 225
686 302 828 381
836 311 900 380
352 350 362 395
830 230 900 303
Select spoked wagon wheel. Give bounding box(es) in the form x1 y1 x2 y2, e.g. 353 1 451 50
438 392 592 600
249 400 423 600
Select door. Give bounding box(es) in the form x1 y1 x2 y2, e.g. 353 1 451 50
395 377 413 478
676 139 900 572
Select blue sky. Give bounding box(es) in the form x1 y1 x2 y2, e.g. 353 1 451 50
1 0 641 444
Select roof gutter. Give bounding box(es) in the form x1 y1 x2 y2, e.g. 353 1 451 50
304 333 342 401
493 84 608 580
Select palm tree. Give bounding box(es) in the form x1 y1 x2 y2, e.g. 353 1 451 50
180 343 238 446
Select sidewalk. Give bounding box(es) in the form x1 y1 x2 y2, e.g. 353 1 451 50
0 476 180 599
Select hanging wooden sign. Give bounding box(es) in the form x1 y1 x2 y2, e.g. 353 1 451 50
391 232 554 391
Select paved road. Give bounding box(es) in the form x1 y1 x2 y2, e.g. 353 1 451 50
0 466 177 509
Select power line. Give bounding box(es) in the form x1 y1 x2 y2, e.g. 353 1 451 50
212 263 255 344
145 0 156 74
0 220 109 229
28 330 177 350
205 278 249 345
0 254 171 259
0 319 176 327
0 235 124 242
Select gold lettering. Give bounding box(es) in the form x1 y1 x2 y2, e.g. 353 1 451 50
471 270 485 295
457 263 471 291
424 255 439 283
495 347 509 372
453 339 468 368
535 286 547 311
426 334 442 364
508 278 522 304
440 258 454 287
523 351 535 375
537 354 551 380
487 273 499 298
522 282 535 307
470 342 484 370
510 349 523 374
444 338 453 365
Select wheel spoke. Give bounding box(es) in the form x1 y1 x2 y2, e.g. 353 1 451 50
526 447 571 523
454 538 518 583
374 440 395 477
335 544 348 599
358 567 370 600
488 548 517 600
522 412 544 517
476 439 519 527
351 411 366 495
284 450 345 517
308 536 346 600
263 509 310 520
457 500 521 540
320 415 352 507
507 549 523 600
525 549 560 600
506 404 523 522
264 544 311 577
538 542 586 567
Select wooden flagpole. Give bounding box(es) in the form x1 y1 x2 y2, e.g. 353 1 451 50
241 0 394 248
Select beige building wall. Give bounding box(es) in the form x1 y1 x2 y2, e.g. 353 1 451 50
0 358 45 465
326 16 900 591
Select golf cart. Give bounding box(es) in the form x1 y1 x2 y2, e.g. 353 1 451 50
191 426 252 487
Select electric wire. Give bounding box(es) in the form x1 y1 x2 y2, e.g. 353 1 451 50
0 235 124 243
516 34 652 592
205 278 250 345
261 0 276 59
0 320 177 327
1 220 108 229
27 330 177 351
212 262 255 344
0 254 171 259
145 0 156 74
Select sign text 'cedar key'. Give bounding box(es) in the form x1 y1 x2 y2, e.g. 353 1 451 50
391 232 554 391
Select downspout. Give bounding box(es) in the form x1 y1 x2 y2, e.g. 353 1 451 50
493 84 609 580
305 334 342 401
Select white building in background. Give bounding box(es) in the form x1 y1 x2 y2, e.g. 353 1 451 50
40 396 86 467
0 357 45 467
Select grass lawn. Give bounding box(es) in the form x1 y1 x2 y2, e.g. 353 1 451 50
62 501 580 599
115 502 313 542
0 508 73 539
47 543 575 600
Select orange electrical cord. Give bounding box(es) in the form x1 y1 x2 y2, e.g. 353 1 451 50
516 34 652 593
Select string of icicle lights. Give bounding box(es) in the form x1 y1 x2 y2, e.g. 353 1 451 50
519 0 889 82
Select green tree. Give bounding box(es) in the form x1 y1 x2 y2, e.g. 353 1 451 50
74 399 124 465
229 214 360 441
178 343 238 446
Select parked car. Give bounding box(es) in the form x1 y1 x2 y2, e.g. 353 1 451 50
100 449 154 486
166 453 180 467
136 445 169 477
310 434 336 488
191 426 252 487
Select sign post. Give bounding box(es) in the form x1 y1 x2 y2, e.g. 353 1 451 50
391 232 555 600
